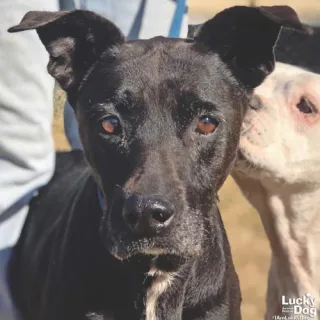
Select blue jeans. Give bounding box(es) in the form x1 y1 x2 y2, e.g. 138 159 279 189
63 0 188 150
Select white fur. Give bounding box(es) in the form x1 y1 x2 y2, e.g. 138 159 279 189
146 270 174 320
233 62 320 319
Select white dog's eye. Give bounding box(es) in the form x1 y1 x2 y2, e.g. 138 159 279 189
296 98 317 114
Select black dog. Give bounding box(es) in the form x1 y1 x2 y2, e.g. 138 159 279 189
7 6 305 320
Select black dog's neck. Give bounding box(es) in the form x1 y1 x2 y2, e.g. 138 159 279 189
109 258 192 320
93 211 228 320
99 252 224 320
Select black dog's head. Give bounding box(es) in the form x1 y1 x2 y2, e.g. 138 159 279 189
9 7 305 267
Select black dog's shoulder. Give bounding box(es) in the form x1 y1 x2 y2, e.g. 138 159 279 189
55 149 87 172
8 151 104 320
46 150 87 187
27 150 93 221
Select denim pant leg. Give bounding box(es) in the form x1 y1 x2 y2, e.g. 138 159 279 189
79 0 188 39
59 0 75 10
59 0 83 150
64 101 83 150
0 1 59 318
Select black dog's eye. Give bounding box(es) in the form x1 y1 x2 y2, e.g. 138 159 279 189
100 116 121 134
196 116 217 135
296 98 317 114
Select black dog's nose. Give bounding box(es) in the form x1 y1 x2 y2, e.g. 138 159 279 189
122 195 175 235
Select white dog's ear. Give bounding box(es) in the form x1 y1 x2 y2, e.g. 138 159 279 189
194 6 308 90
8 10 125 105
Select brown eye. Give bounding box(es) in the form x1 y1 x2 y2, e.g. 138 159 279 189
297 98 317 114
101 117 120 134
196 116 217 135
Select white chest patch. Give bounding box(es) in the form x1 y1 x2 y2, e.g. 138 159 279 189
145 269 174 320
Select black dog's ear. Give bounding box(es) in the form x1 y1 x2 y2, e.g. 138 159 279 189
8 10 125 105
194 6 308 89
187 24 201 38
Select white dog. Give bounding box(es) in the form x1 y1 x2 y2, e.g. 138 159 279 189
232 62 320 319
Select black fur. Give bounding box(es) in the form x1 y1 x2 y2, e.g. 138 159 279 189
275 26 320 73
7 6 305 320
189 16 320 74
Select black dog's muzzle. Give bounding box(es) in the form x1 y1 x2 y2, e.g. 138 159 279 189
100 185 181 260
122 194 175 236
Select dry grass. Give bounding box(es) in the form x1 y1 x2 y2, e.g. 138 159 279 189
53 87 270 319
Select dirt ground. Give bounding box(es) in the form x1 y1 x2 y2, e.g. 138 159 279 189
53 82 270 319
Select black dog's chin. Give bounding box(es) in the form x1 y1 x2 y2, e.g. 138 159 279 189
106 241 189 272
152 254 187 272
126 253 187 274
107 241 178 260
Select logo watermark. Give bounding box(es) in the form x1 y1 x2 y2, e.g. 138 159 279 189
272 293 317 320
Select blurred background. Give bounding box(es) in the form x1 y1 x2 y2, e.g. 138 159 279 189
52 1 320 319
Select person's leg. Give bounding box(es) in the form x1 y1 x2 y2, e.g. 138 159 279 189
79 0 188 39
59 0 75 10
58 0 84 151
63 101 83 150
0 0 58 318
80 0 141 37
139 0 188 39
0 249 18 319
